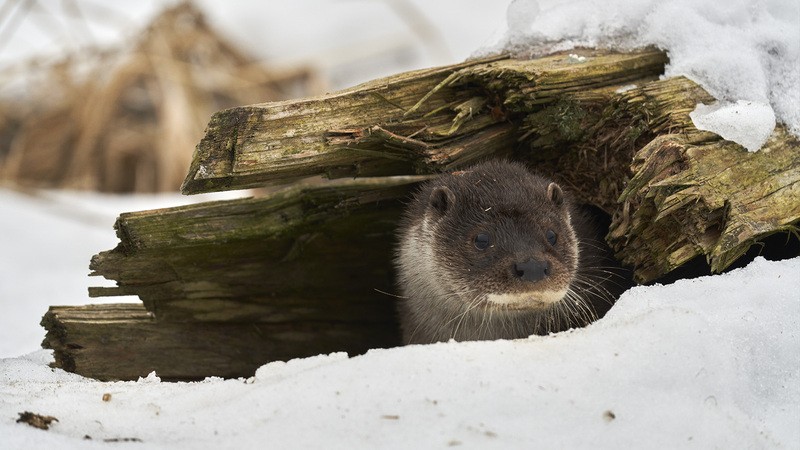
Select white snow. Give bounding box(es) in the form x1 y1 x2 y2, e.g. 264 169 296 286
1 254 798 448
487 0 800 150
567 53 588 63
2 187 798 447
690 101 777 151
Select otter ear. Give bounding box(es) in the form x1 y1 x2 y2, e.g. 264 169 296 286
429 186 455 216
546 182 564 207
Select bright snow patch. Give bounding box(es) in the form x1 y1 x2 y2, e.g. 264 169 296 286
690 101 777 152
615 84 637 94
486 0 800 150
1 256 798 448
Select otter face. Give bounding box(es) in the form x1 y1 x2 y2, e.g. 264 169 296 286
425 175 579 312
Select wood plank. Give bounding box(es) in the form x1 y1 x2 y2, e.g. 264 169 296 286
90 177 426 322
42 304 397 381
180 49 668 193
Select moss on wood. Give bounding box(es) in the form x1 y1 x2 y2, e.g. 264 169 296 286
610 127 800 282
90 177 425 323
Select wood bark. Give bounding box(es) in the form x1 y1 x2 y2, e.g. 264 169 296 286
89 176 424 323
610 127 800 281
42 304 393 381
180 49 668 193
180 47 798 282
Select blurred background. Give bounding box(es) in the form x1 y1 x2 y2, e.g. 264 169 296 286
0 0 511 193
0 0 511 357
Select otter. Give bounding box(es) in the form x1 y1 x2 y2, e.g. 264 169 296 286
394 160 630 344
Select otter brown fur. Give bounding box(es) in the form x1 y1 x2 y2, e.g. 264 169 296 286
394 160 630 344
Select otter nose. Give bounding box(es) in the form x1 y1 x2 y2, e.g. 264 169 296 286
514 259 550 283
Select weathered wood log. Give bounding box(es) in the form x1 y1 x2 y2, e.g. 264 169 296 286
53 48 799 381
610 127 800 281
512 76 716 214
181 49 668 193
41 304 392 381
527 75 799 282
180 48 797 282
89 176 425 323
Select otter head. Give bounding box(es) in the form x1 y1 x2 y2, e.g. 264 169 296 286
422 165 579 312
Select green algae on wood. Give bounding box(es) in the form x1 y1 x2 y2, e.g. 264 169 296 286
610 127 800 282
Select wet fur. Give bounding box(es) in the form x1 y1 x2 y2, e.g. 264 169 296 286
394 160 630 344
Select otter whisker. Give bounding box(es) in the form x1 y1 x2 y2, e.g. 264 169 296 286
450 294 485 340
394 160 632 344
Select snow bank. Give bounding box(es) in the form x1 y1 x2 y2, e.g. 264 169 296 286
1 257 798 448
690 100 777 152
488 0 800 150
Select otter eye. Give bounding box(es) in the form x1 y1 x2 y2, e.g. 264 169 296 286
474 232 490 250
546 229 557 246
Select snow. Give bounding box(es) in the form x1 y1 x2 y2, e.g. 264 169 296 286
2 186 798 448
1 254 798 448
690 101 777 152
487 0 800 150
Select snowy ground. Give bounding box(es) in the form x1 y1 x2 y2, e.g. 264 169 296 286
1 187 798 448
1 223 798 447
0 188 798 448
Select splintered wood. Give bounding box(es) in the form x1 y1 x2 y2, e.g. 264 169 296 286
42 304 387 381
180 50 667 193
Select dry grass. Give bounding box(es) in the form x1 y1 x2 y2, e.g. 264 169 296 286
0 2 322 192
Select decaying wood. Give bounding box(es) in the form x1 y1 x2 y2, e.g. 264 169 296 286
610 127 800 282
181 48 799 282
181 49 668 193
89 176 424 323
49 48 799 380
42 304 392 381
511 76 716 214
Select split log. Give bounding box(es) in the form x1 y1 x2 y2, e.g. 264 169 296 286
48 48 799 380
610 127 800 281
89 176 424 324
180 49 668 193
180 48 798 282
41 304 391 381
